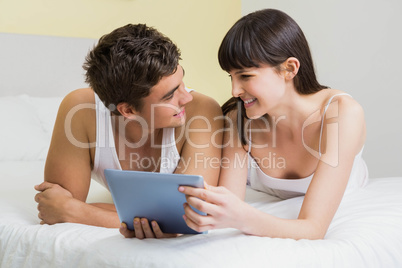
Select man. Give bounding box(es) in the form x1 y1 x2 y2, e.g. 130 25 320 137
34 24 222 239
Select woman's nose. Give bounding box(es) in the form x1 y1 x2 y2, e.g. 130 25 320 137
231 79 244 97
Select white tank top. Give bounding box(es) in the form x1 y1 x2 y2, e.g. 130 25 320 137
247 93 369 199
91 88 193 189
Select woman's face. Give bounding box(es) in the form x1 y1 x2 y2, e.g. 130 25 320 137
229 64 287 119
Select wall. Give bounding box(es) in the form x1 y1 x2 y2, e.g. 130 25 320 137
242 0 402 178
0 0 239 104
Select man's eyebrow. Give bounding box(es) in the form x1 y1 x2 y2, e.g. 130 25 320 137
160 67 185 100
161 84 180 100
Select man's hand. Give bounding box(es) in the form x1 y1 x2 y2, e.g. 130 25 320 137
119 218 179 239
34 182 75 225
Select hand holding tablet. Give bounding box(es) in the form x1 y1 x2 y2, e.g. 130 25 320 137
104 169 207 235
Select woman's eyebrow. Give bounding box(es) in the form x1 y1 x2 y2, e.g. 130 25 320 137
234 69 247 75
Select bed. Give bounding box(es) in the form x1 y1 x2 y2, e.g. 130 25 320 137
1 33 402 268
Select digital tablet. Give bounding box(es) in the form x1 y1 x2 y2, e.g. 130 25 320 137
104 169 206 235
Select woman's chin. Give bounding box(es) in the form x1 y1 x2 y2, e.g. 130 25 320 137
246 111 264 120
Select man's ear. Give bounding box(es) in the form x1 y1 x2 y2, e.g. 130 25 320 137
282 57 300 80
116 103 138 119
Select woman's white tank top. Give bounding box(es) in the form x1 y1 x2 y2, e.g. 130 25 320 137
247 93 369 199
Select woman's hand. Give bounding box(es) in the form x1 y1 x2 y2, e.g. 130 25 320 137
34 182 75 224
179 183 248 233
119 218 179 239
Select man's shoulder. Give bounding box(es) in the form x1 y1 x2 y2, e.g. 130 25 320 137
57 88 96 140
58 88 96 121
61 88 95 107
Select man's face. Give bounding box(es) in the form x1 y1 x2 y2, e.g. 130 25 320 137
135 65 193 130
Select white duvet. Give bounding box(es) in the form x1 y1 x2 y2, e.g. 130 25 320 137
1 160 402 268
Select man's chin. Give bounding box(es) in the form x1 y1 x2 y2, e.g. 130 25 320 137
172 115 186 127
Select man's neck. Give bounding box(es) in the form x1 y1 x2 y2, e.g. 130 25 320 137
112 115 163 148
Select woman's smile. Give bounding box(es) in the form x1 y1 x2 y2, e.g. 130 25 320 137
243 98 257 108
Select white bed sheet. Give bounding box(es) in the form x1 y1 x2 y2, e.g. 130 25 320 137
1 160 402 268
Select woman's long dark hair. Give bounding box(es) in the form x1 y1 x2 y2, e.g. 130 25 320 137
219 9 328 144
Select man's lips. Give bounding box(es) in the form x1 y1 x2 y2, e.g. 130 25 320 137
173 108 185 118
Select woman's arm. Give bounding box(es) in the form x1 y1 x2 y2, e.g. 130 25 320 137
217 109 249 199
294 96 366 238
179 109 249 232
181 96 366 239
174 91 223 186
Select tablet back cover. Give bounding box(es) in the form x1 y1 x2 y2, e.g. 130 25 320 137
104 169 205 234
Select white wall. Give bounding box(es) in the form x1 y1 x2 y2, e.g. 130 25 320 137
242 0 402 178
0 33 95 97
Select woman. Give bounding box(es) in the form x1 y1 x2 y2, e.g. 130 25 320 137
179 9 368 239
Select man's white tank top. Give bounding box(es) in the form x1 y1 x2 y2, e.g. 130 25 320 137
91 88 193 189
247 93 369 199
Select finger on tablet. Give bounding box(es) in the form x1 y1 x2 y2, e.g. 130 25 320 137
180 185 224 206
183 202 213 226
182 214 210 233
185 195 216 215
181 186 210 199
150 220 164 238
119 222 136 238
150 221 180 239
140 218 156 238
133 217 145 239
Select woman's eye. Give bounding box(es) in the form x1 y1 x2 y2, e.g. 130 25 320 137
165 94 174 100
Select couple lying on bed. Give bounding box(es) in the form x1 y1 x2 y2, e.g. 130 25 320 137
34 9 368 240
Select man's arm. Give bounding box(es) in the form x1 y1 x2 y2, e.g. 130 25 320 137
35 88 120 228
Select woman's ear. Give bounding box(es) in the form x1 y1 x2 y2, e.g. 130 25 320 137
116 103 138 119
283 57 300 80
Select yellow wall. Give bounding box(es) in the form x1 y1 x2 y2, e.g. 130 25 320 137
0 0 240 104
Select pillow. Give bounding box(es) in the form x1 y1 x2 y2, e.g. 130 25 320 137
22 95 63 139
0 95 51 160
